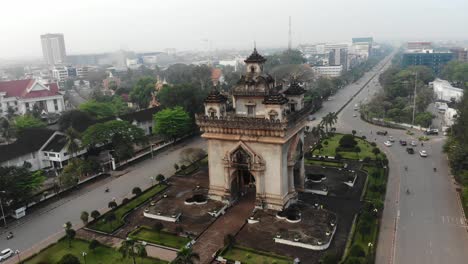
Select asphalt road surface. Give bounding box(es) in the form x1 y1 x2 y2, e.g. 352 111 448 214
334 60 468 263
0 137 207 255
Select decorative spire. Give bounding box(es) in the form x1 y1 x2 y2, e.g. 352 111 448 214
204 87 227 103
244 46 266 63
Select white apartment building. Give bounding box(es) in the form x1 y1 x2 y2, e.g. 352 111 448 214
431 78 464 102
52 66 68 81
41 33 67 65
312 65 343 78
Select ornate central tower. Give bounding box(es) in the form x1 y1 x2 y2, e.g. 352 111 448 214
196 48 310 210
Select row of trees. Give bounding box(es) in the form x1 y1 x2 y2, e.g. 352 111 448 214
360 65 436 127
444 92 468 213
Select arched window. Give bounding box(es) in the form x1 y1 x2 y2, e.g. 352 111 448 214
289 100 297 112
208 107 216 118
268 110 279 121
250 66 255 73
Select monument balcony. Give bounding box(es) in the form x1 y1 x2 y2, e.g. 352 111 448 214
196 102 312 138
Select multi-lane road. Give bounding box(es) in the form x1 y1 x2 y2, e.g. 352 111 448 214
333 56 468 263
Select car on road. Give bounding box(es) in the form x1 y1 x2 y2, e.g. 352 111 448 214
406 147 415 154
400 140 407 146
377 130 388 136
0 249 12 261
425 129 439 135
307 116 316 121
388 136 395 142
384 141 392 147
353 113 357 117
419 150 428 157
410 141 417 146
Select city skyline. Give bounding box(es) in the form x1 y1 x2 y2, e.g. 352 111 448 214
0 0 467 59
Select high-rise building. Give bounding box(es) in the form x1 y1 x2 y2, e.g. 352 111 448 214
328 48 348 71
401 50 454 74
40 33 67 65
449 47 468 62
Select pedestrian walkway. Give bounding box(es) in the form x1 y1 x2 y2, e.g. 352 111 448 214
192 193 255 264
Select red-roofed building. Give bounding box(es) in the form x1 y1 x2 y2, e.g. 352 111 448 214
0 79 65 116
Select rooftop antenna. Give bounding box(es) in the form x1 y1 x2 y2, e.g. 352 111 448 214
288 16 292 50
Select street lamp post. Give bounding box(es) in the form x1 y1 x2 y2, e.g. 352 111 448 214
15 250 21 263
0 191 7 228
412 73 418 125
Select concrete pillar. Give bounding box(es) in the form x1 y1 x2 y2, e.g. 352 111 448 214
288 165 295 193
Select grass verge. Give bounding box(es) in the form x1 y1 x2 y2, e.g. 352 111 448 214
222 245 292 264
25 238 167 264
129 226 190 249
305 159 344 168
88 184 167 233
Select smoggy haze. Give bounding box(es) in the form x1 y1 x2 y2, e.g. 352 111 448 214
0 0 467 58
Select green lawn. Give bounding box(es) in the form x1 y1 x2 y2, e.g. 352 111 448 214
88 184 167 233
222 246 292 264
25 239 167 264
305 159 344 168
129 227 190 249
362 165 387 202
312 134 384 160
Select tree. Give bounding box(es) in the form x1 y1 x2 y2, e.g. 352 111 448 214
132 187 142 196
157 83 209 115
119 239 147 264
153 107 191 141
122 198 130 204
108 201 118 209
354 146 361 159
316 143 323 153
0 166 45 211
320 112 338 133
0 117 15 143
13 115 45 134
90 210 101 220
352 130 357 137
339 134 358 149
64 128 81 158
156 174 165 183
80 211 89 224
130 77 156 109
89 239 100 252
372 147 381 159
82 120 146 161
59 159 84 189
58 110 96 132
179 148 207 165
58 254 80 264
173 247 200 264
349 244 366 258
64 221 76 248
79 100 115 119
414 112 434 127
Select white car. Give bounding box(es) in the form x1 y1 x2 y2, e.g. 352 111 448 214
419 150 428 157
0 249 12 261
388 136 395 142
353 113 357 117
411 141 417 146
384 141 392 147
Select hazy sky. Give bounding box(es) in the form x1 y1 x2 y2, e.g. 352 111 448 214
0 0 466 58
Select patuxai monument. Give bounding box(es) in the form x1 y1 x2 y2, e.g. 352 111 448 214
196 47 310 210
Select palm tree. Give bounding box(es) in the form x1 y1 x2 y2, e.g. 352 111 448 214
0 117 14 143
119 239 147 264
64 127 81 158
173 247 200 264
320 112 338 134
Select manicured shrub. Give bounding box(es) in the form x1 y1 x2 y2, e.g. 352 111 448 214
349 244 366 258
58 254 80 264
132 187 142 196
